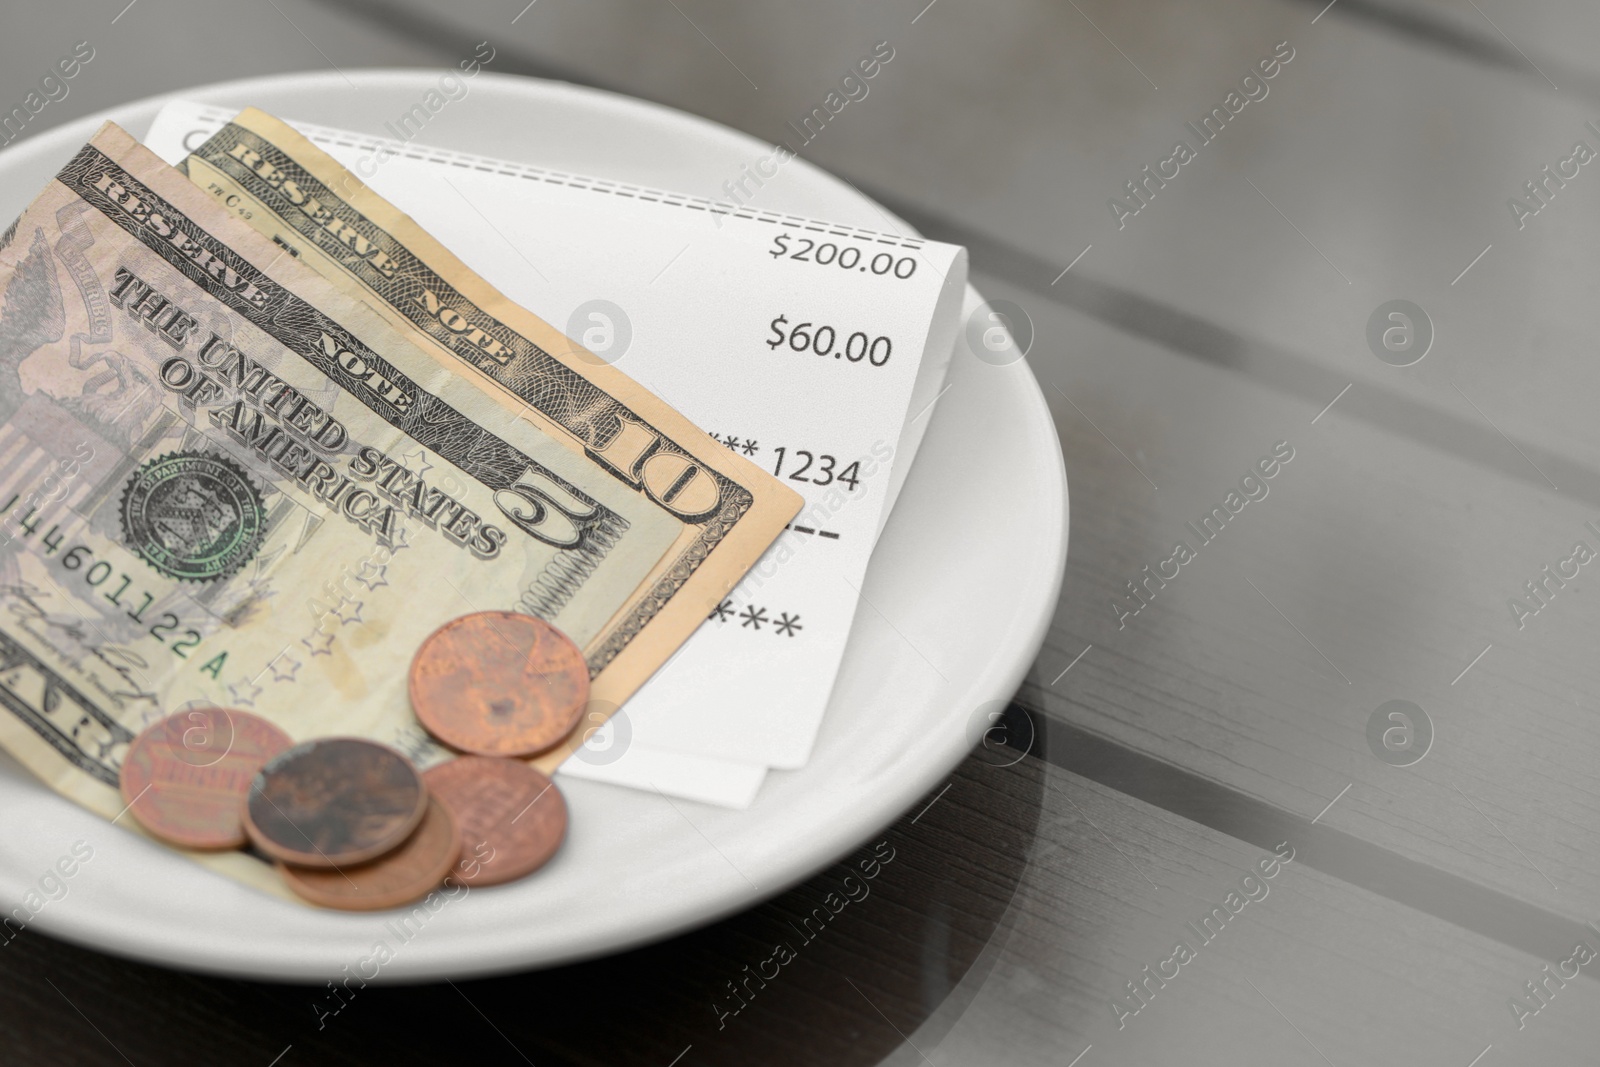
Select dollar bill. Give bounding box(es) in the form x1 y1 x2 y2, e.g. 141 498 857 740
176 107 801 704
0 123 748 893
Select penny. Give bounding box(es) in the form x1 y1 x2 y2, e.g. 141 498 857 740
408 611 589 758
119 708 293 850
243 738 428 867
278 796 461 911
423 757 567 886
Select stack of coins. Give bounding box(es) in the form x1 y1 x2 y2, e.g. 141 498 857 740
118 611 584 910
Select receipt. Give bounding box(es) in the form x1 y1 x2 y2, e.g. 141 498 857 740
145 101 967 778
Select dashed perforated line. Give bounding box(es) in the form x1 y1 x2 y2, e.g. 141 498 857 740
305 125 926 249
298 127 922 252
174 103 928 251
183 105 925 248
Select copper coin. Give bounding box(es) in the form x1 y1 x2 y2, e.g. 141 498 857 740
278 796 461 911
423 757 567 886
243 738 428 867
408 611 589 757
118 708 293 850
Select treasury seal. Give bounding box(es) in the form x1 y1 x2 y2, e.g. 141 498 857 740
120 451 266 582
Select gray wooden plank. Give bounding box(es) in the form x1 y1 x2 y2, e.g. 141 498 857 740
1328 0 1600 93
856 0 1600 482
993 273 1600 927
885 764 1599 1067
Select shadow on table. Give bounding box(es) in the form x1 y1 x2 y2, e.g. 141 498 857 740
0 708 1049 1067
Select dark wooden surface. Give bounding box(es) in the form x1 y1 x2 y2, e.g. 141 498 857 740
4 0 1600 1062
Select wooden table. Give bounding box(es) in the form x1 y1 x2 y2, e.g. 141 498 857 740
3 0 1597 1062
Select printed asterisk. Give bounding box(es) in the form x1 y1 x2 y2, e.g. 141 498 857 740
724 436 741 452
741 439 758 456
352 559 389 590
301 623 336 657
707 432 723 445
227 677 264 707
268 651 303 683
774 612 802 637
400 447 434 478
329 594 364 626
708 599 734 623
739 605 768 630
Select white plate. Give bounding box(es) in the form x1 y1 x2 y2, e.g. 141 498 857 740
0 72 1068 980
